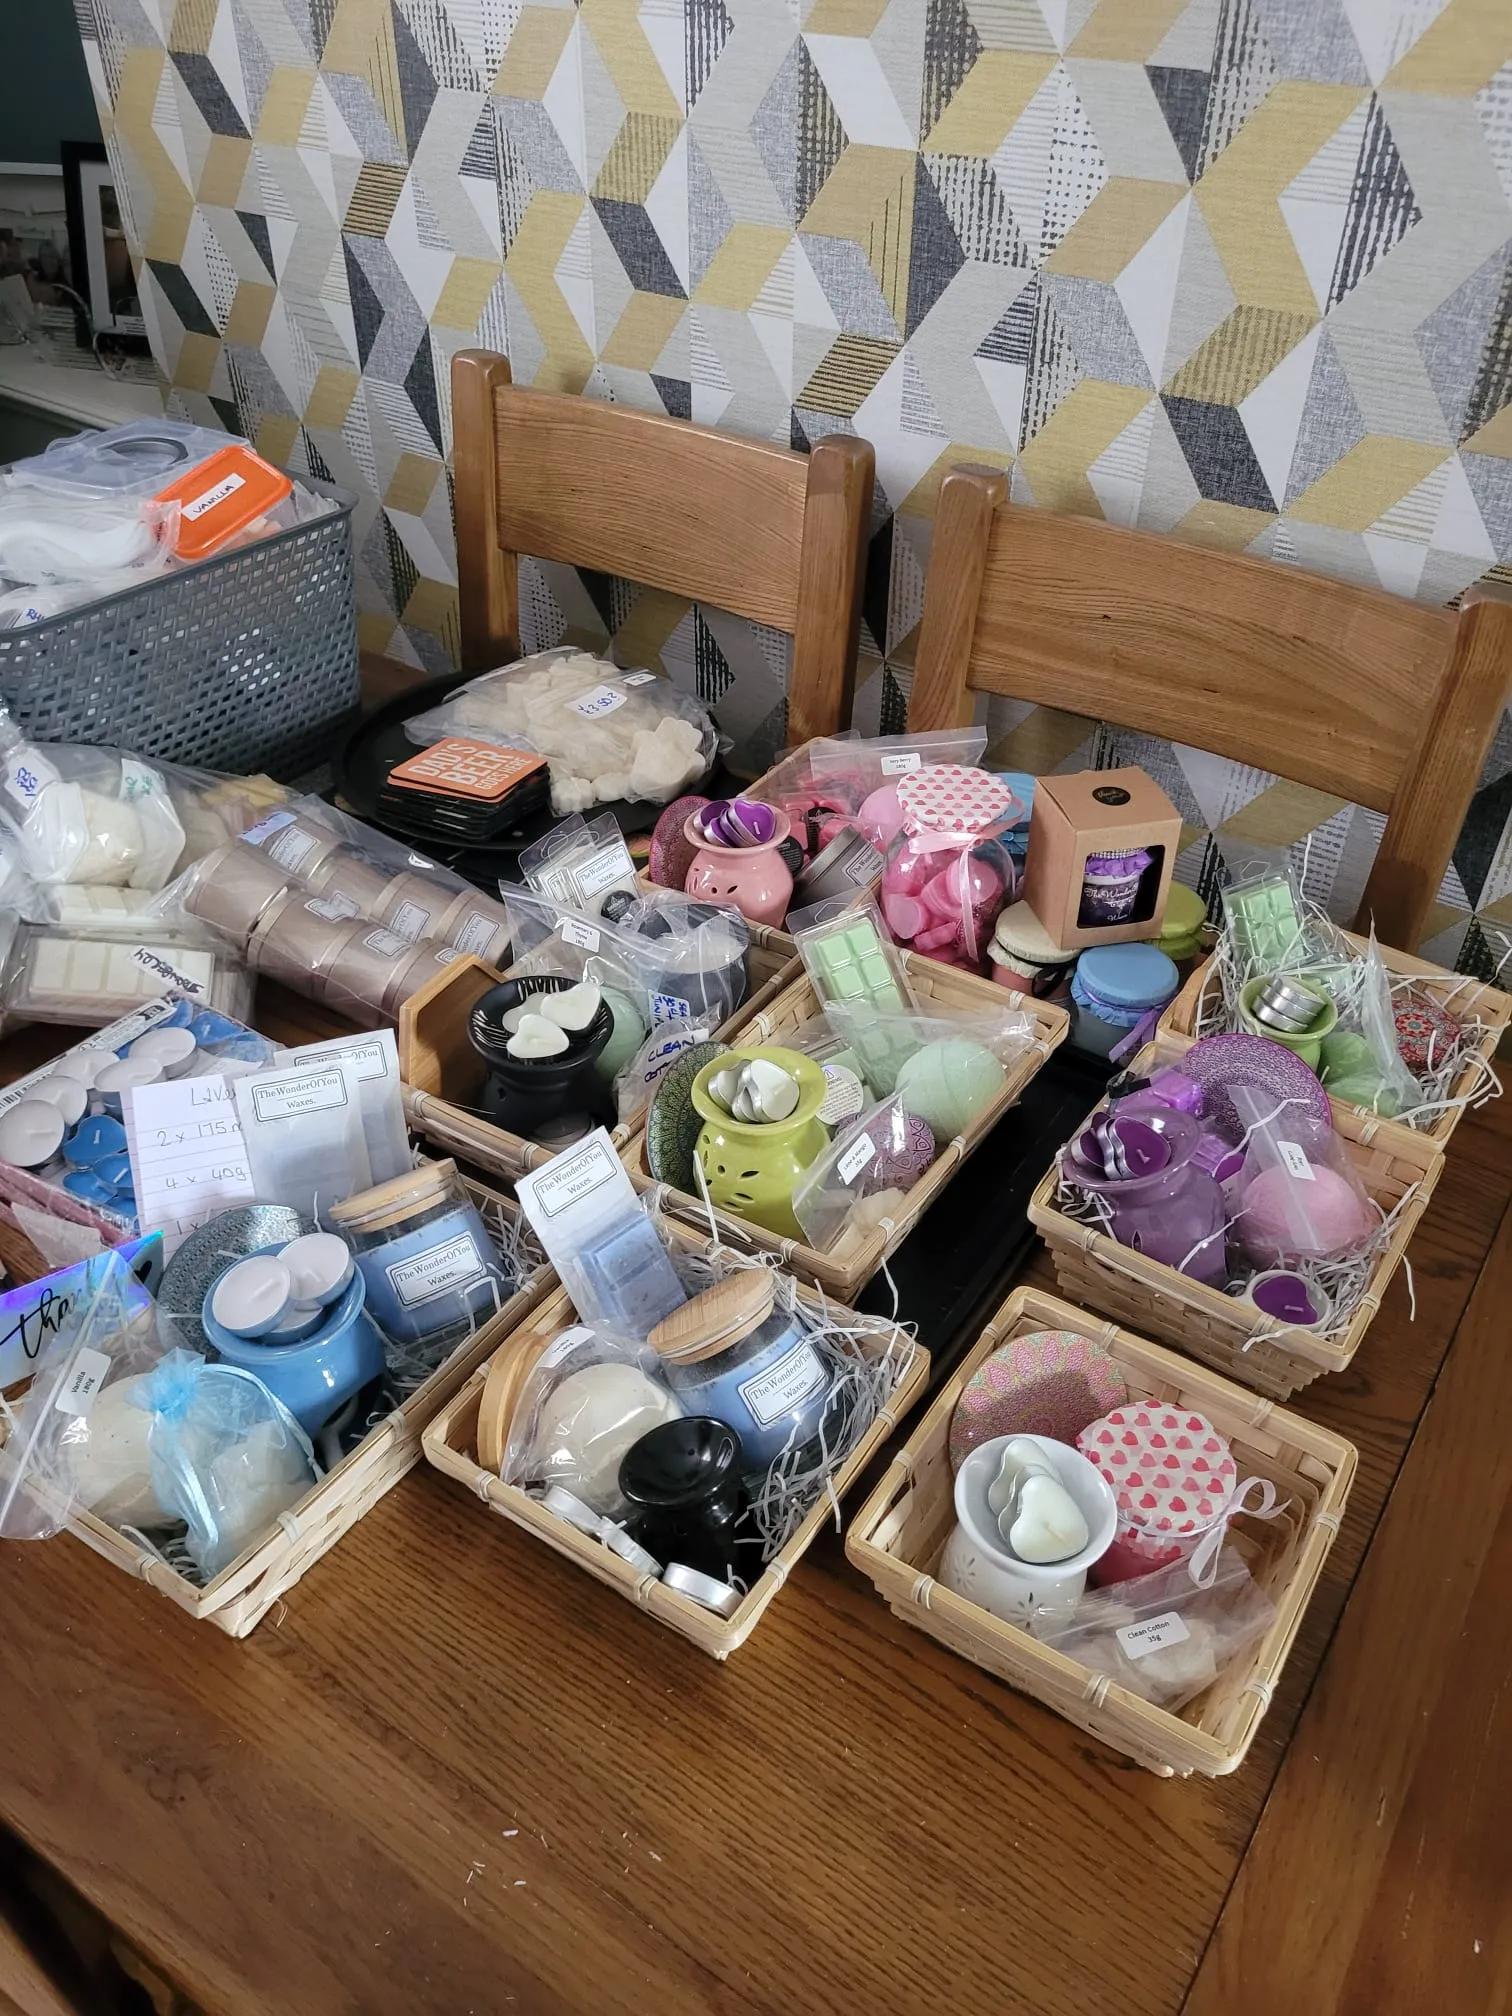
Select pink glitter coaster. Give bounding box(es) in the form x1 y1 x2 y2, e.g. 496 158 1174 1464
948 1328 1128 1471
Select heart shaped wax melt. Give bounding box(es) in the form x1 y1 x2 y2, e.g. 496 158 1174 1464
542 981 603 1033
1007 1471 1090 1565
506 1014 570 1060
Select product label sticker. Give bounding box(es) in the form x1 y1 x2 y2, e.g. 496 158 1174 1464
452 912 500 957
574 844 635 900
1 748 61 809
268 826 323 872
1275 1140 1315 1182
241 808 296 845
880 750 922 775
386 1231 486 1309
130 945 209 998
248 1066 351 1124
737 1337 827 1429
567 684 629 720
837 1134 876 1184
521 1134 621 1218
361 928 408 957
651 991 692 1021
52 1345 113 1417
558 916 600 952
619 670 657 687
388 899 432 940
303 895 352 922
844 842 884 884
388 738 544 802
1116 1611 1190 1660
183 469 247 521
286 1034 393 1084
537 1324 595 1370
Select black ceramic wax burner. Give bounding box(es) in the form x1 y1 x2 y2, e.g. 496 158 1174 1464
469 975 615 1136
619 1416 763 1584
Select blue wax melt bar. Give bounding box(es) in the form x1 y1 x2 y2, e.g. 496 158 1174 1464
574 1214 686 1339
65 1115 128 1168
97 1153 135 1193
62 1169 116 1207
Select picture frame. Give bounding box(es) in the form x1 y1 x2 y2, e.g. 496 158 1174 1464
60 139 146 350
0 161 72 314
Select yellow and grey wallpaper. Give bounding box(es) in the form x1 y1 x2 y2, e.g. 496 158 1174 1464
80 0 1512 970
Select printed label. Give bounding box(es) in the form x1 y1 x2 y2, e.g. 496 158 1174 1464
567 684 629 720
536 1324 594 1370
268 826 322 872
558 916 600 952
453 912 501 957
303 895 352 923
1275 1140 1315 1182
837 1134 876 1185
737 1336 827 1429
619 670 657 687
651 991 691 1021
53 1346 113 1418
249 1067 350 1124
2 748 60 809
130 945 208 997
241 808 296 846
525 1136 620 1217
361 928 408 957
183 469 247 521
320 1037 390 1083
574 845 634 900
844 842 884 884
389 899 432 940
880 751 921 775
386 1230 486 1309
1116 1611 1190 1660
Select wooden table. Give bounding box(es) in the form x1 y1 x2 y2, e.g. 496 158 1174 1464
0 1004 1507 2016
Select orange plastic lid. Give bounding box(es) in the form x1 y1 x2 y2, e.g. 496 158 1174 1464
154 443 294 560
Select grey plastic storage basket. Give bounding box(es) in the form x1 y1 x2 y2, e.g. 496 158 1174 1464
0 477 360 779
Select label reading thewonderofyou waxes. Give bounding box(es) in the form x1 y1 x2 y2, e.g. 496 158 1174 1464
386 1231 486 1309
249 1067 351 1124
1116 1611 1190 1659
737 1337 827 1429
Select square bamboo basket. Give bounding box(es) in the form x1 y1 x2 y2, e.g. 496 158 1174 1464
19 1176 553 1637
396 928 799 1177
1158 935 1509 1154
1027 1037 1442 1399
422 1262 929 1659
628 954 1069 1300
845 1284 1356 1777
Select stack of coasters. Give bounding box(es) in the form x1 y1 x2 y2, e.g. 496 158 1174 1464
379 737 552 843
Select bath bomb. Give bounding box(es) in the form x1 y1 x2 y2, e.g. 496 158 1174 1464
594 987 648 1083
67 1373 175 1528
528 1362 683 1515
894 1038 1007 1139
1239 1163 1375 1265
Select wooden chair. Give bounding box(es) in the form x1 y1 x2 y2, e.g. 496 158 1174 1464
450 351 874 749
904 467 1512 950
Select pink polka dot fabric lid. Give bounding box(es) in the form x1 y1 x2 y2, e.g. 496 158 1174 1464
896 764 1015 837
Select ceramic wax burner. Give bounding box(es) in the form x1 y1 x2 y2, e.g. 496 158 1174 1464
682 802 794 927
1064 1105 1228 1287
618 1415 752 1584
690 1046 828 1239
939 1433 1117 1632
202 1241 384 1436
469 976 615 1136
649 1269 844 1478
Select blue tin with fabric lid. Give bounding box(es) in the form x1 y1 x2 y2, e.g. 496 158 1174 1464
1070 943 1180 1060
995 772 1036 858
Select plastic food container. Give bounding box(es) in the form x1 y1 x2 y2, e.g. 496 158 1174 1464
1070 944 1180 1059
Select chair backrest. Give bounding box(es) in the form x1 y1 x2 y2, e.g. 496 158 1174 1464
906 465 1511 951
450 351 874 750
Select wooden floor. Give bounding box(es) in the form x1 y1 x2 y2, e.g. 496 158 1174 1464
0 1037 1506 2015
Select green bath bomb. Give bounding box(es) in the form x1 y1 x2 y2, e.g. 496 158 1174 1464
894 1038 1007 1139
594 987 648 1083
1319 1032 1401 1116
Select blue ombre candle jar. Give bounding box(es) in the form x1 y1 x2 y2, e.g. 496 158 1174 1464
328 1159 512 1353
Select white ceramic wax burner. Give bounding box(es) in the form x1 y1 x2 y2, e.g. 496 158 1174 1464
940 1433 1118 1633
986 1437 1091 1563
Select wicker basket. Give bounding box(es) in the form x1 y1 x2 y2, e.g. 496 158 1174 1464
422 1262 929 1659
1159 935 1509 1154
845 1284 1356 1776
1027 1037 1442 1399
29 1175 552 1637
397 929 799 1171
628 955 1069 1299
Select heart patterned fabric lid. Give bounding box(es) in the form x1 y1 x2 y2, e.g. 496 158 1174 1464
895 764 1015 837
1076 1403 1237 1535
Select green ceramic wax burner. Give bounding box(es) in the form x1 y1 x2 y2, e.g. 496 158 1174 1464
690 1045 828 1240
1237 973 1337 1068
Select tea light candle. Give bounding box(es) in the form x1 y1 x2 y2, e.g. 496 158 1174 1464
28 1075 89 1126
128 1027 200 1078
0 1100 66 1170
211 1254 295 1338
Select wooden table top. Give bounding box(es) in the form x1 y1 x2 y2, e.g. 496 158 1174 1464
0 1000 1507 2016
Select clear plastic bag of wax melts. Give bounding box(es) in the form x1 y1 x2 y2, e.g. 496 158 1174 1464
501 1325 682 1517
791 1097 931 1252
129 1348 318 1581
1035 1547 1276 1711
501 885 749 1033
519 812 638 917
824 1003 1036 1121
0 1249 166 1543
403 647 719 816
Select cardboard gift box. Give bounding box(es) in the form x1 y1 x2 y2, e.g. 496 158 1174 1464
1023 767 1182 949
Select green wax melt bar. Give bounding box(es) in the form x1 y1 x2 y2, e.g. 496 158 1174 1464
794 907 920 1093
1222 876 1305 972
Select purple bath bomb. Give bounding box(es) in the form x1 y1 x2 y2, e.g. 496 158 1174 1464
859 1110 936 1192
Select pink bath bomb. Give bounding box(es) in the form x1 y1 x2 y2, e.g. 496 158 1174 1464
1239 1163 1374 1265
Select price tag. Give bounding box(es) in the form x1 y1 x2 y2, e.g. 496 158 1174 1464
558 916 601 952
619 670 657 687
880 751 921 775
567 685 628 720
1275 1140 1314 1182
2 749 60 810
1116 1611 1190 1659
837 1134 876 1184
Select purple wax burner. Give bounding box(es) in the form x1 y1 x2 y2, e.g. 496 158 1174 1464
1065 1107 1228 1286
1079 849 1152 928
1247 1269 1329 1328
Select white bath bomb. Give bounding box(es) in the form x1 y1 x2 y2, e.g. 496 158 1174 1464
67 1373 174 1527
528 1362 682 1515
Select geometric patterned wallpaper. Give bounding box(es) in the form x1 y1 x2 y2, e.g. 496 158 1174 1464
79 0 1512 971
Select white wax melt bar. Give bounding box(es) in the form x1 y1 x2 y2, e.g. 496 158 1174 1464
211 1254 293 1338
0 1099 66 1170
279 1232 354 1308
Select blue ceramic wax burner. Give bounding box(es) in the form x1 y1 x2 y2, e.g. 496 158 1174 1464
648 1270 843 1479
202 1242 384 1436
327 1159 511 1351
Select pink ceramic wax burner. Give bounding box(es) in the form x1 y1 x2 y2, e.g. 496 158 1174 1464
880 766 1019 973
683 803 795 926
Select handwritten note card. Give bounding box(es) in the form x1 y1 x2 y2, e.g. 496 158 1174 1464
121 1074 256 1257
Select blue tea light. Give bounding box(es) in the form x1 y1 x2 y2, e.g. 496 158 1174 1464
327 1160 512 1350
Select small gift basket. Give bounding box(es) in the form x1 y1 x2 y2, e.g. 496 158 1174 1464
1159 863 1507 1153
422 1148 927 1658
845 1284 1355 1776
1028 1035 1441 1398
